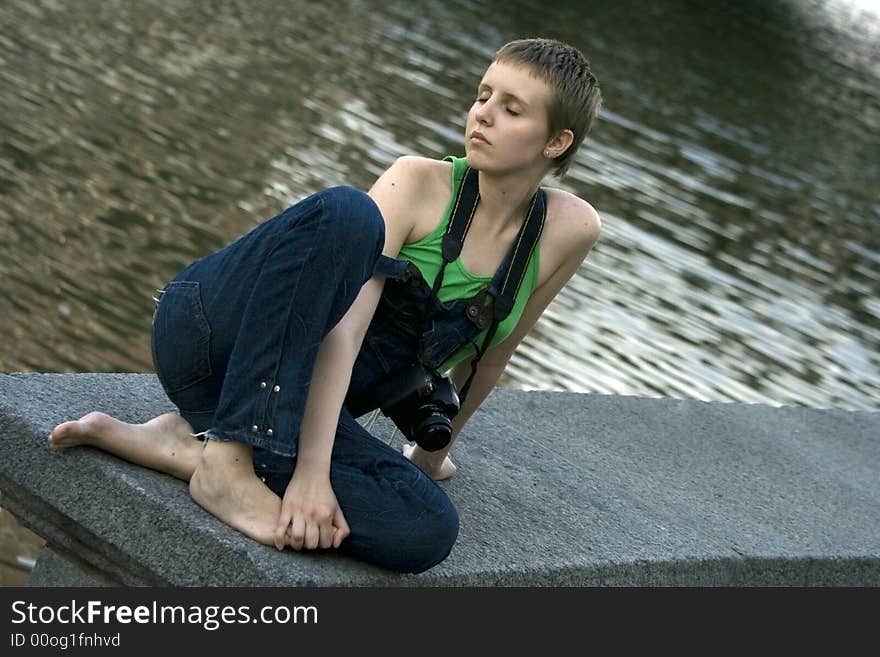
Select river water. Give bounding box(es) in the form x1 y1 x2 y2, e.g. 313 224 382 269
1 0 878 416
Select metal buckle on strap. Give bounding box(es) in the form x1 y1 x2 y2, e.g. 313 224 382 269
465 288 494 330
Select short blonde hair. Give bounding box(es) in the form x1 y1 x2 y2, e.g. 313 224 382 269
493 38 602 177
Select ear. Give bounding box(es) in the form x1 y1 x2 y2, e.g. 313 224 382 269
544 129 574 159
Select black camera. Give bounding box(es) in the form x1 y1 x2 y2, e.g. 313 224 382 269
378 364 461 452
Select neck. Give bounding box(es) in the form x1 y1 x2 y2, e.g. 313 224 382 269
476 165 546 232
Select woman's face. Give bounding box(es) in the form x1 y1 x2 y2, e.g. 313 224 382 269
464 60 555 175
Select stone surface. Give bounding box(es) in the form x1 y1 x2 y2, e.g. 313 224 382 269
28 546 120 587
1 372 878 586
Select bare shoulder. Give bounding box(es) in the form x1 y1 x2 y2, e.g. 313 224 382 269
371 155 450 196
538 187 601 284
368 156 452 255
370 156 453 245
399 154 452 179
544 187 601 254
479 186 601 365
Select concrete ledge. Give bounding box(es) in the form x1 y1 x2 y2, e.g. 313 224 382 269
1 372 878 586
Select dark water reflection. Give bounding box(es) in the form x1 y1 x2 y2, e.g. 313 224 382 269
1 0 878 410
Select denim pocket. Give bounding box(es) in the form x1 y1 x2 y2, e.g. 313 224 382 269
151 281 213 396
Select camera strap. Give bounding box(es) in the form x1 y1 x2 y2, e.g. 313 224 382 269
427 165 547 403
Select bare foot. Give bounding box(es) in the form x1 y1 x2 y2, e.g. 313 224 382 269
49 411 202 481
189 439 282 547
402 442 457 481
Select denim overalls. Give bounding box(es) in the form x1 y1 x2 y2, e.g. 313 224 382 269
151 180 542 574
347 165 547 417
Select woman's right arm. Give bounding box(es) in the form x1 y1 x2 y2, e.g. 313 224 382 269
273 157 426 551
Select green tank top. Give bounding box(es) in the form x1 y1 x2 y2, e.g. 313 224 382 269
397 155 541 374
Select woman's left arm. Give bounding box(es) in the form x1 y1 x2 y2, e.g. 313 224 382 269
405 198 601 479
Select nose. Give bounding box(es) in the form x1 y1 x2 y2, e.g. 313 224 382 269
474 99 492 125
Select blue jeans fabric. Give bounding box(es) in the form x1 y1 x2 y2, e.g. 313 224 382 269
151 186 459 574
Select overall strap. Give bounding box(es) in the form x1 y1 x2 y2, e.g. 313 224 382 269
429 165 481 300
442 165 481 262
374 254 416 281
413 163 547 405
457 184 547 402
492 187 547 320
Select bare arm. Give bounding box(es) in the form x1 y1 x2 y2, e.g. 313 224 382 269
274 157 425 550
406 199 601 479
294 157 429 467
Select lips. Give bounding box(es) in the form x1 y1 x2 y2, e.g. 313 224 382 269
470 130 490 145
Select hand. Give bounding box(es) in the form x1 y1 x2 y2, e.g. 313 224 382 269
402 442 457 481
274 465 350 551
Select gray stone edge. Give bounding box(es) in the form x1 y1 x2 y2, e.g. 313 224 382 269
2 372 879 586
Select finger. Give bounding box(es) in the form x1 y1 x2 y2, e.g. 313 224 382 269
288 516 306 551
332 509 351 548
318 524 336 550
274 511 292 551
304 522 320 550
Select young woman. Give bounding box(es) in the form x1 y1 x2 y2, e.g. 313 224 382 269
49 38 603 574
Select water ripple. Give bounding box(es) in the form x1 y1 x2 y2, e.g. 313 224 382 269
1 0 877 411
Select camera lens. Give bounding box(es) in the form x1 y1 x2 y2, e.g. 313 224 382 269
413 408 452 451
